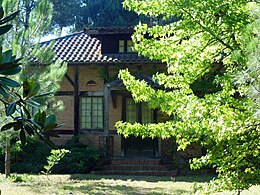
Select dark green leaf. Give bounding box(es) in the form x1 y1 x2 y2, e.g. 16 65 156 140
27 99 40 108
28 81 40 98
23 79 41 98
0 7 4 19
0 62 17 72
13 121 22 131
1 122 17 131
22 80 30 97
0 24 12 36
43 123 58 131
45 114 56 126
0 11 19 25
34 91 53 98
0 62 21 75
56 124 64 128
23 106 31 118
24 123 35 136
20 128 26 145
6 102 16 116
29 119 42 129
0 77 20 87
44 130 60 138
0 80 10 90
0 85 8 98
34 111 46 128
2 50 12 63
0 66 21 75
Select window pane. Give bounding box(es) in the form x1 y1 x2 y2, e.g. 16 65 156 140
127 40 134 52
86 103 91 110
119 40 124 53
126 98 137 123
85 123 91 129
142 103 153 124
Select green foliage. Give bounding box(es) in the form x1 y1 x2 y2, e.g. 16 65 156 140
42 149 70 175
0 137 101 174
0 3 61 145
52 139 101 174
0 137 51 173
50 0 143 30
1 108 61 145
0 0 65 177
116 0 260 193
0 9 20 99
7 173 33 183
2 0 67 115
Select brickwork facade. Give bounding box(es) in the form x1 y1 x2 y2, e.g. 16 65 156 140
55 96 74 130
53 64 200 162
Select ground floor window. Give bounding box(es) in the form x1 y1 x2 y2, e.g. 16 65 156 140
125 97 153 124
80 97 103 129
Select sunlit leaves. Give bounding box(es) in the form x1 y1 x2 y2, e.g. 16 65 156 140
118 0 260 193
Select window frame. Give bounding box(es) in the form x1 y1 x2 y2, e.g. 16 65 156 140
80 96 104 130
118 39 135 53
119 40 125 53
122 97 156 124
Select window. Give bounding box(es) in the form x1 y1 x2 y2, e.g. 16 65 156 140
119 40 134 53
125 98 153 124
119 40 125 53
127 40 134 53
80 97 103 129
126 98 137 123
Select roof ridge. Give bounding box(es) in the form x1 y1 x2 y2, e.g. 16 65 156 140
40 31 85 44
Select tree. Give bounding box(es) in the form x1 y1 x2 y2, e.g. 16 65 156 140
49 0 81 32
0 0 66 177
116 0 260 194
78 0 139 28
49 0 142 31
2 0 66 115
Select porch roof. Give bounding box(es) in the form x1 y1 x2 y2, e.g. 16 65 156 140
108 74 161 90
32 31 155 65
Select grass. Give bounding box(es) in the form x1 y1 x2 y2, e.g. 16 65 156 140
0 174 259 195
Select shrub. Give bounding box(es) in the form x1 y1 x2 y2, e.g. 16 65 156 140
52 138 101 174
11 137 52 173
0 136 100 174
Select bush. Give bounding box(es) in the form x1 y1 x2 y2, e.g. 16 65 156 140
0 136 101 174
11 137 51 173
52 138 101 174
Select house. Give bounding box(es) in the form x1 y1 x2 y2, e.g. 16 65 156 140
38 27 201 174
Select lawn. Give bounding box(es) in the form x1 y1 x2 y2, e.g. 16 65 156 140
0 174 259 195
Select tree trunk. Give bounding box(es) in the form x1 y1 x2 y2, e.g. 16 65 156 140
5 137 11 178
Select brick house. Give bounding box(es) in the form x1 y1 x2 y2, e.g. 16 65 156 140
39 28 201 172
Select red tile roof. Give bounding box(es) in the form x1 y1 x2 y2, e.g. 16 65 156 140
35 31 155 64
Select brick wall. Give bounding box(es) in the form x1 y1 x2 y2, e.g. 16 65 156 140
51 134 74 146
79 66 104 91
109 95 122 130
59 66 74 91
55 96 74 130
54 65 175 159
113 134 121 156
79 134 102 149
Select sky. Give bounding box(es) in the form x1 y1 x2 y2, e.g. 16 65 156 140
40 27 72 42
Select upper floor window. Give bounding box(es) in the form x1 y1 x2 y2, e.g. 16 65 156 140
119 40 134 53
119 40 125 53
